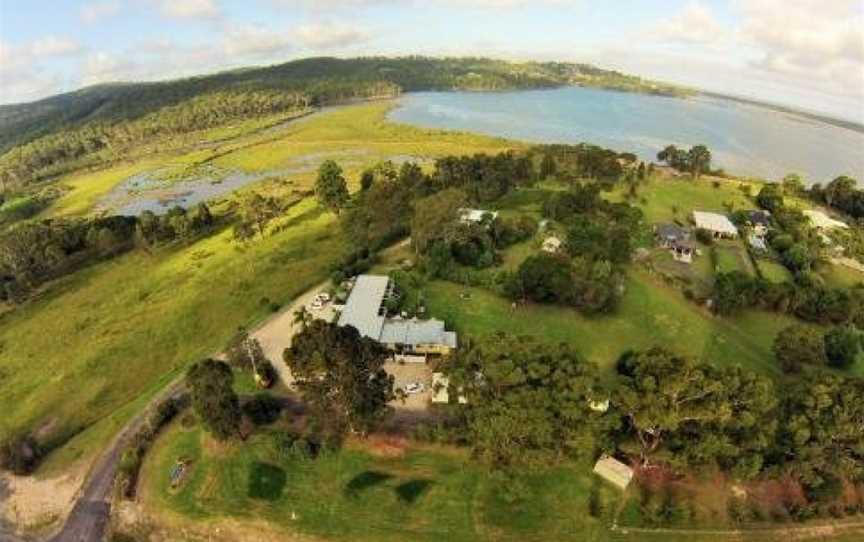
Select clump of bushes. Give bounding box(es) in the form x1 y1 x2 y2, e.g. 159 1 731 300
0 434 42 475
115 396 185 498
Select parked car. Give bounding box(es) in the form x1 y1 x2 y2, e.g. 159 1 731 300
403 382 425 394
317 292 331 303
309 299 324 311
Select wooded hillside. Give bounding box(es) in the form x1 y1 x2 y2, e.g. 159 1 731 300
0 56 686 191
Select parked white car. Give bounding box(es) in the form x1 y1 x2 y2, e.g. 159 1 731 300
309 299 324 311
317 292 331 303
403 382 426 394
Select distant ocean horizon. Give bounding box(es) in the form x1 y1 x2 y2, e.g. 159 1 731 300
389 87 864 184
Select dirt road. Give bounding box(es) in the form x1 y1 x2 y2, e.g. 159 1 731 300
251 282 334 388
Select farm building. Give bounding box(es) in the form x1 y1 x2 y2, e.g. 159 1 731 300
593 455 634 490
338 275 457 357
655 224 694 263
542 236 563 253
692 211 738 239
459 208 499 225
804 210 848 231
744 210 772 236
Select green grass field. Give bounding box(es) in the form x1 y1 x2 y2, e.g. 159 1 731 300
424 270 789 375
142 423 617 542
608 177 755 224
757 259 793 282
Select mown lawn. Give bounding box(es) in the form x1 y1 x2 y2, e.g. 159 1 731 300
819 263 864 289
424 270 789 375
142 423 618 542
757 259 792 283
608 176 755 224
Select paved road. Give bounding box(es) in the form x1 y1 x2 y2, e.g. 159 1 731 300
42 280 335 542
45 383 186 542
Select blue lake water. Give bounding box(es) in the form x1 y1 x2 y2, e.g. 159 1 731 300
389 87 864 184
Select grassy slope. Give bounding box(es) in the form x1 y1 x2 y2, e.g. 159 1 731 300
142 423 618 542
424 271 788 375
0 102 514 473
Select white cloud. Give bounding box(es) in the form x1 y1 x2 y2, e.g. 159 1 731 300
734 0 864 96
29 36 83 57
81 51 143 85
294 22 370 50
651 1 729 45
80 1 120 24
222 25 294 57
154 0 221 20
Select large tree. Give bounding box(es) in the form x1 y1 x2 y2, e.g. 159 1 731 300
283 320 396 435
823 325 860 370
315 160 350 215
781 373 864 484
615 348 730 466
233 192 281 241
773 324 827 373
687 145 711 178
446 336 613 466
410 188 468 256
186 359 242 440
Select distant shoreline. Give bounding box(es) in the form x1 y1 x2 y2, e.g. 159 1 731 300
697 90 864 135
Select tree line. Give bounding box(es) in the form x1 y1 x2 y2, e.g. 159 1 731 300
0 203 213 302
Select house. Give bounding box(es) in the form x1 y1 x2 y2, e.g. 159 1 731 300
655 223 689 248
655 224 694 264
692 211 739 239
593 455 634 490
670 240 695 263
542 236 563 254
431 372 468 404
745 210 772 236
458 208 498 225
804 210 848 231
338 275 457 357
749 234 768 252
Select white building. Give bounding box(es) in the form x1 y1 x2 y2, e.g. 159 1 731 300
542 236 563 254
458 208 498 225
337 275 457 356
692 211 738 239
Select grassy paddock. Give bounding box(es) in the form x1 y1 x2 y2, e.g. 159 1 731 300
142 422 617 542
423 270 789 374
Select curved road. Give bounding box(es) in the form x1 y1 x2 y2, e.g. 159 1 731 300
43 280 333 542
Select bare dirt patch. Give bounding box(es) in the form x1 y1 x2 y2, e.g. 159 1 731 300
0 470 82 537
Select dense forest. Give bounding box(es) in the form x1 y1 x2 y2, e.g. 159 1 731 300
0 56 687 191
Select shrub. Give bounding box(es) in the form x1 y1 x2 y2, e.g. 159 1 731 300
0 434 41 475
695 228 714 245
243 394 283 426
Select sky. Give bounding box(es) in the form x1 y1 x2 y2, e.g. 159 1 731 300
0 0 862 122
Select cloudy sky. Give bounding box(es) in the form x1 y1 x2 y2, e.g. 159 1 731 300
0 0 862 122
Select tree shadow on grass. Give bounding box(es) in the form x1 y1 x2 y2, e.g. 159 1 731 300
344 470 393 498
248 462 287 501
395 479 433 504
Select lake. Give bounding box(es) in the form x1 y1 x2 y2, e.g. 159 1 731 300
389 87 864 184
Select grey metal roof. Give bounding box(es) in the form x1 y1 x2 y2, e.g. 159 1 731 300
337 275 389 340
379 318 458 348
656 223 688 241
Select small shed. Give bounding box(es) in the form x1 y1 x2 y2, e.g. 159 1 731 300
542 236 563 254
593 455 634 490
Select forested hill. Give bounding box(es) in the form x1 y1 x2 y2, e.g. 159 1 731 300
0 56 686 191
